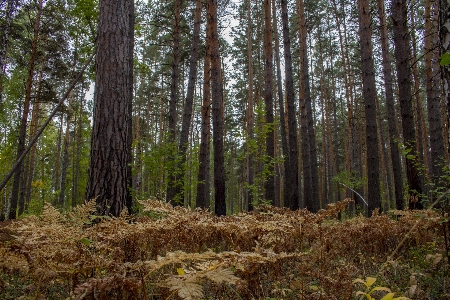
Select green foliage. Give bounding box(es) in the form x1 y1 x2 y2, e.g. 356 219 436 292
440 52 450 66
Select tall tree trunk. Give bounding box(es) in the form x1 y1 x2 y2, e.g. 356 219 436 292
272 0 289 208
263 0 275 203
174 0 203 202
426 0 446 183
391 0 423 209
58 101 72 208
9 0 43 219
441 0 450 158
167 0 182 204
86 0 134 217
280 0 299 210
208 0 226 216
377 0 404 210
410 0 430 181
246 0 255 211
297 0 319 212
72 87 84 208
24 62 44 209
358 0 381 214
196 4 212 209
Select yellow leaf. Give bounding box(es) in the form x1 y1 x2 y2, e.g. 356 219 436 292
366 277 377 288
177 268 185 276
380 293 395 300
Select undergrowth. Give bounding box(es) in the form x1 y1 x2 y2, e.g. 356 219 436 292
0 199 448 299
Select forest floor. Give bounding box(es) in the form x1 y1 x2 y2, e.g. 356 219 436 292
0 199 448 300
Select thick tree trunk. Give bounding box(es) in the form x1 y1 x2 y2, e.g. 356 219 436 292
425 0 446 182
167 0 182 204
263 0 275 203
377 0 404 210
280 0 299 210
208 0 226 216
196 5 211 210
391 0 423 209
441 0 450 157
9 0 43 219
358 0 381 214
174 0 203 202
86 0 134 217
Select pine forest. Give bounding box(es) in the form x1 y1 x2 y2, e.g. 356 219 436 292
0 0 450 299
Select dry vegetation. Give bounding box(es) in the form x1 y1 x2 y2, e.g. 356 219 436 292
0 199 448 299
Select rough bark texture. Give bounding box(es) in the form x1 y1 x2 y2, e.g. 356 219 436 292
263 0 275 203
174 0 203 202
208 0 226 216
391 0 423 209
297 0 319 213
167 0 182 204
86 0 134 217
426 0 446 182
272 0 289 208
358 0 381 214
439 0 450 164
246 0 254 211
196 1 211 210
377 0 404 210
280 0 299 210
9 0 43 219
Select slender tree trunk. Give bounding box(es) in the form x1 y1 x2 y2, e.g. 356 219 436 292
377 0 404 210
358 0 381 214
86 0 134 216
24 62 44 209
425 0 446 183
208 0 226 216
246 0 255 211
410 0 430 181
280 0 299 210
263 0 275 203
272 0 289 208
196 5 211 210
391 0 423 209
297 0 319 212
167 0 182 204
174 0 203 202
9 0 43 219
72 87 84 208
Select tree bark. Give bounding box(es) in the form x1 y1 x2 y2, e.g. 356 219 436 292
272 0 289 208
246 0 255 211
297 0 319 212
167 0 182 204
391 0 423 209
358 0 381 214
174 0 203 202
86 0 134 217
263 0 275 203
208 0 226 216
280 0 299 210
9 0 43 219
425 0 446 182
196 5 211 210
377 0 404 210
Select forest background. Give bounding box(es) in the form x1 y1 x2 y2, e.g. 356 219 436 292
0 0 449 219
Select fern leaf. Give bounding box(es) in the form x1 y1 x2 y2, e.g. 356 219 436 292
166 277 204 300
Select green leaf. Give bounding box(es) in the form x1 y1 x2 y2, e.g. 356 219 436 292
440 52 450 66
79 237 92 246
